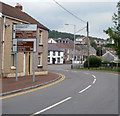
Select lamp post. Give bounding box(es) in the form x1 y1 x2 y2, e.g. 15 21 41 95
65 24 76 66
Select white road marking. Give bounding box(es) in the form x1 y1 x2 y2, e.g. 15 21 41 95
32 74 97 115
79 85 92 93
84 72 89 75
92 75 97 84
33 97 72 115
92 75 96 79
93 78 96 84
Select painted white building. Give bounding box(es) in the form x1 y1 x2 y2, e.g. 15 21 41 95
48 44 64 64
48 38 57 43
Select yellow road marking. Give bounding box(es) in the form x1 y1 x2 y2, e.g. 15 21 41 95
0 73 65 100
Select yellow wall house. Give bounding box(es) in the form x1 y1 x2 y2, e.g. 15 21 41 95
0 2 49 78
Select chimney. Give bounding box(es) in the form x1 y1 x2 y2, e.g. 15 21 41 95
15 3 23 10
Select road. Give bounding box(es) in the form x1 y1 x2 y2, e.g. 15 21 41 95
2 65 118 115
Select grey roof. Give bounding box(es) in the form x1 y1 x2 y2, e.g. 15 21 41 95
79 45 96 52
102 51 117 62
48 44 63 52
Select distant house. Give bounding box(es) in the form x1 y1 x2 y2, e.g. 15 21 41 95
48 44 64 64
48 38 57 44
102 51 118 62
75 36 88 45
55 38 70 44
0 2 49 77
48 38 96 64
94 39 112 47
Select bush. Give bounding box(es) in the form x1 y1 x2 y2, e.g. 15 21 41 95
101 61 120 68
84 56 102 68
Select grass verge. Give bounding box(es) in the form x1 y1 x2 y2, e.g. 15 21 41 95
77 67 120 72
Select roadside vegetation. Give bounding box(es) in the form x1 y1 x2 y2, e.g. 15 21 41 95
76 56 120 72
78 67 120 72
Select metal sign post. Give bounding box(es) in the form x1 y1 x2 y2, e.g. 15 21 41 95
32 53 35 82
16 52 18 81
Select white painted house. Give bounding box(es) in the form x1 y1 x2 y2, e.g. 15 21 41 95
48 44 64 64
48 38 57 43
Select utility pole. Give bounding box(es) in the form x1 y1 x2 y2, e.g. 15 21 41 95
118 1 120 27
73 24 76 65
117 2 120 61
87 21 90 69
118 2 120 114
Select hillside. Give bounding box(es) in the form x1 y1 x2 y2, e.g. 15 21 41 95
49 30 104 41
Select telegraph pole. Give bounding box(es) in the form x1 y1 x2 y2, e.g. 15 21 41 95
118 2 120 115
118 1 120 60
118 1 120 26
87 21 90 69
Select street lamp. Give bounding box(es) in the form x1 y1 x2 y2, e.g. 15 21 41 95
65 24 76 66
65 22 90 69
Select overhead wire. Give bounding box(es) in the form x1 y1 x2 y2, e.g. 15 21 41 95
53 0 87 24
75 26 87 34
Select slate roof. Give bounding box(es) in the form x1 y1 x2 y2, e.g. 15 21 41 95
0 2 49 31
48 44 63 52
102 51 115 62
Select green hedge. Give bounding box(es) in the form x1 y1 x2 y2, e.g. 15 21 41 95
84 56 102 68
101 61 120 67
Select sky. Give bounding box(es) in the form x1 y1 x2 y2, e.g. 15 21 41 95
1 0 119 39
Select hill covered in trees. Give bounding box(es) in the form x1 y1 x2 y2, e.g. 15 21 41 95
49 30 104 41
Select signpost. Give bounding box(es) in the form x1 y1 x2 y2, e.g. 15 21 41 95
13 39 37 52
12 24 37 82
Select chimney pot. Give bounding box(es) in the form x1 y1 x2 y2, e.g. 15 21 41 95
15 3 23 10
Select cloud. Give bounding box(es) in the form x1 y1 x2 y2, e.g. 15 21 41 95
1 0 118 39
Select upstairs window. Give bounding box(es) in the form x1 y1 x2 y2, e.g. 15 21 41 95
53 51 55 56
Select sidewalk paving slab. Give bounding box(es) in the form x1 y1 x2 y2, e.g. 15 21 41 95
1 72 59 96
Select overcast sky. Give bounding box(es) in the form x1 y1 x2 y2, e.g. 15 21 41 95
1 0 119 39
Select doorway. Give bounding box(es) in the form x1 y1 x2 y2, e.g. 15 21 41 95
52 58 56 64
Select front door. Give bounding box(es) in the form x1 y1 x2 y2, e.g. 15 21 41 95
52 58 56 64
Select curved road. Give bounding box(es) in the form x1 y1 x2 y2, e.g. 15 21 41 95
2 65 118 115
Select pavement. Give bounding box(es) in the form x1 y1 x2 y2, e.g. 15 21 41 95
1 72 60 96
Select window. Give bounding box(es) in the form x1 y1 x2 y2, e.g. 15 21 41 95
58 51 60 56
53 51 55 56
39 30 42 44
48 57 50 63
57 58 60 63
38 53 42 68
48 51 50 56
38 56 41 65
11 53 16 66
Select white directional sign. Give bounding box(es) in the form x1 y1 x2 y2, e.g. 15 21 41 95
13 24 37 31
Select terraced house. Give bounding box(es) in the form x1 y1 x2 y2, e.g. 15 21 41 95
0 2 49 77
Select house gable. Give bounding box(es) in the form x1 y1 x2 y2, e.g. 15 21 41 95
0 2 49 31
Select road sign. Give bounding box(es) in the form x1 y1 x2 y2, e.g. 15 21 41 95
12 24 37 52
13 24 37 39
15 31 36 39
13 24 37 31
12 24 37 82
13 39 37 52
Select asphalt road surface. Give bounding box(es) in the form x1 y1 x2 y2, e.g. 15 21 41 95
2 65 118 115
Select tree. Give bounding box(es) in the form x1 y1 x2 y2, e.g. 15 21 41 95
104 1 120 59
